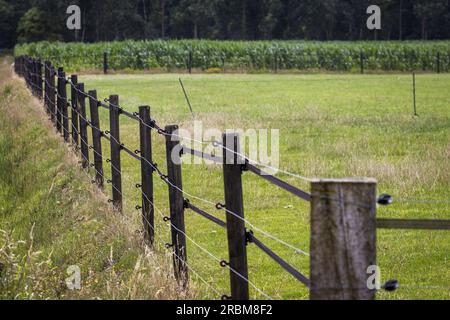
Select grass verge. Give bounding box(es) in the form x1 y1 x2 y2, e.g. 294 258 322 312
0 56 198 300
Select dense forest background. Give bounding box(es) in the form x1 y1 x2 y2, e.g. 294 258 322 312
1 0 450 48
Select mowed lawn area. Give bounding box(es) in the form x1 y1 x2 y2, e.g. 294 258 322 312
76 73 450 299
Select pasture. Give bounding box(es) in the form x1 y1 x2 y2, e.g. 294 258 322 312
71 72 450 300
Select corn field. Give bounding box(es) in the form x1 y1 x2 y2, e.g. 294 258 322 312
14 40 450 72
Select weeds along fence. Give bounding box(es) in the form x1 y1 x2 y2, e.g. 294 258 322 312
14 55 450 300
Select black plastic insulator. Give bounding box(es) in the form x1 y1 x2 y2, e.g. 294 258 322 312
219 260 229 268
215 203 225 210
378 194 393 205
382 279 399 292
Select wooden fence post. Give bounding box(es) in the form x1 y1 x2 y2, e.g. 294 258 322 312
33 59 37 96
360 51 365 74
37 59 42 99
44 61 50 115
165 125 188 286
274 50 279 73
60 70 69 142
413 72 417 116
309 178 377 300
56 67 64 133
77 83 89 168
28 58 33 90
109 95 122 212
139 106 154 245
70 75 79 146
48 64 56 127
103 52 108 74
188 50 193 74
437 52 441 74
222 132 249 300
27 57 32 90
88 90 104 188
32 59 37 96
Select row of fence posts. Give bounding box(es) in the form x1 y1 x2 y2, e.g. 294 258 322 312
101 51 445 75
15 55 383 300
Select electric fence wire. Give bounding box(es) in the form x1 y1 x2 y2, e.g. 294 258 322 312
58 115 272 299
48 112 224 297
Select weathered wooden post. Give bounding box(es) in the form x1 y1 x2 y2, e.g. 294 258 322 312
103 52 108 74
309 178 377 300
437 52 441 74
27 57 32 90
48 64 56 127
222 132 249 300
274 50 279 73
109 95 122 212
165 125 188 286
60 70 69 142
56 67 64 133
77 83 89 168
139 106 155 245
70 75 79 146
44 61 50 115
187 50 193 74
360 51 365 74
88 90 104 187
34 59 38 96
36 59 43 99
413 72 417 116
31 59 36 96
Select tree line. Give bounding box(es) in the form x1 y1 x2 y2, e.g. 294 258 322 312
1 0 450 48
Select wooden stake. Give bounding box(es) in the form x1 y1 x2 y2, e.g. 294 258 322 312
310 178 377 300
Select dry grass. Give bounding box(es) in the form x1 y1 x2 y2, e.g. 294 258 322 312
0 57 201 300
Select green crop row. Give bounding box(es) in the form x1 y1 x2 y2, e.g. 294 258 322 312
14 40 450 72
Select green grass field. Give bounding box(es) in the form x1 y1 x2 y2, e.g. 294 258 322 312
72 72 450 300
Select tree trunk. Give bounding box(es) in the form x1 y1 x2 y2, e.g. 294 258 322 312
241 0 247 39
143 0 148 39
193 23 198 39
399 0 403 40
421 17 426 40
161 0 166 38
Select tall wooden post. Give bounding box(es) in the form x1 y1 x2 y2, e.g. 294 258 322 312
89 90 104 188
139 106 154 245
32 59 37 96
60 71 69 142
413 72 417 116
360 51 364 74
222 132 249 300
70 75 79 146
310 178 377 300
56 67 64 133
36 59 43 99
165 125 188 286
437 52 440 74
77 83 89 168
27 57 32 90
48 64 56 127
109 95 122 212
188 50 193 74
103 52 108 74
44 61 50 115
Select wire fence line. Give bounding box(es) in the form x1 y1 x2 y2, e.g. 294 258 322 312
52 88 274 299
14 55 450 301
